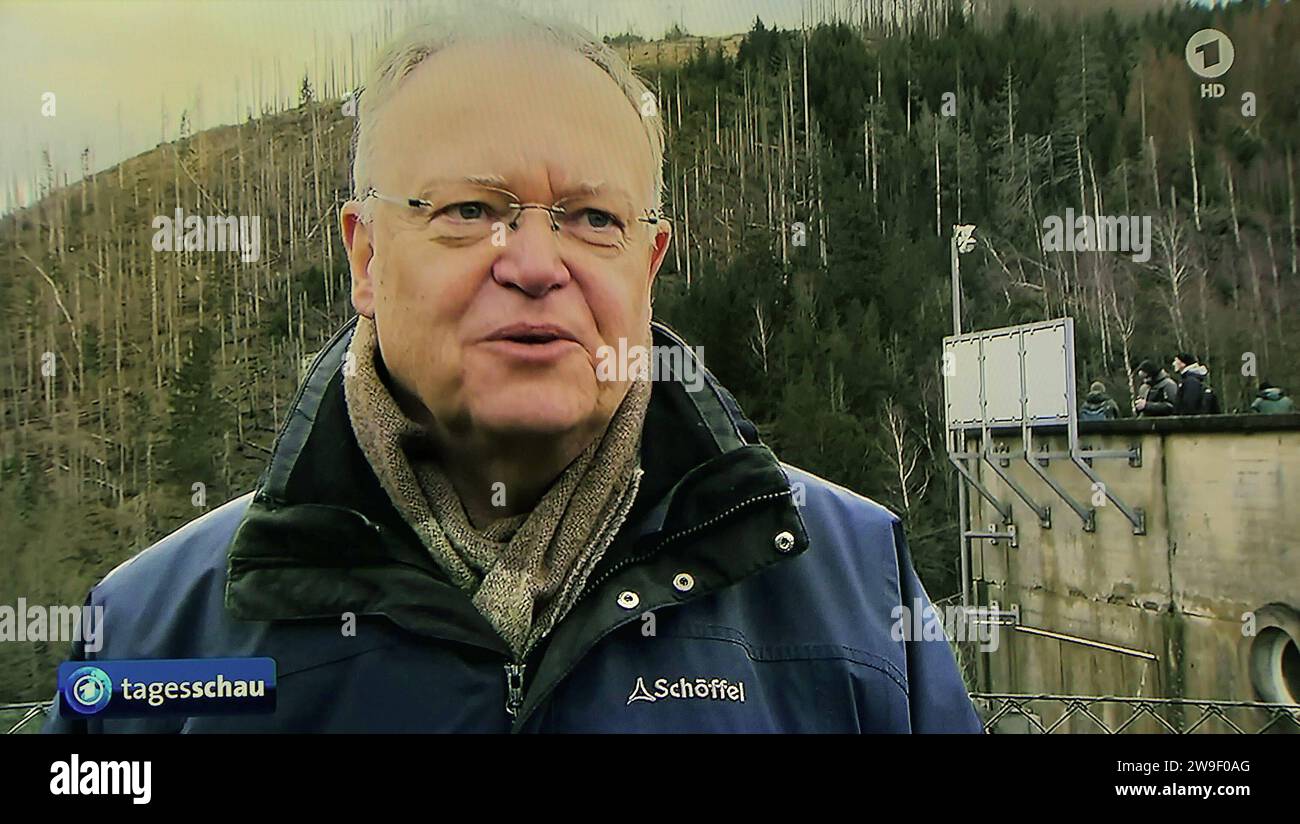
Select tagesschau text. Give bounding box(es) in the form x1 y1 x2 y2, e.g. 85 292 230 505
56 657 276 719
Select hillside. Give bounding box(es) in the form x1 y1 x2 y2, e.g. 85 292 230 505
3 1 1298 705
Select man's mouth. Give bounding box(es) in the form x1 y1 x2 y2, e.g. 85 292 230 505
485 323 579 345
481 323 582 363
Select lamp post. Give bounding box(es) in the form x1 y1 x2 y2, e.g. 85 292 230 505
951 224 976 336
951 224 976 608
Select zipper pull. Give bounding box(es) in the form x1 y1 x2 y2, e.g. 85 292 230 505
504 663 526 718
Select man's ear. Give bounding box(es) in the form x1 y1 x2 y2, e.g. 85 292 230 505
646 221 672 291
341 201 376 318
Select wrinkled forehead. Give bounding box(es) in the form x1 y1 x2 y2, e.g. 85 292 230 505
369 37 654 205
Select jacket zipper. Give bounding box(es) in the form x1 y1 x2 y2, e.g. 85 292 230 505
504 662 526 717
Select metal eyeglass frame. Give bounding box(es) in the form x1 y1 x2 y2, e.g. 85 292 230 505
360 186 671 232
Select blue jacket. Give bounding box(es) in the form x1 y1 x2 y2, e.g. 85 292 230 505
45 320 981 733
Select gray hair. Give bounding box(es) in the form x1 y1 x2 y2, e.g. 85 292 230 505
350 7 666 216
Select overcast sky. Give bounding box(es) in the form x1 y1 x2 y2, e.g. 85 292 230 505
0 0 823 213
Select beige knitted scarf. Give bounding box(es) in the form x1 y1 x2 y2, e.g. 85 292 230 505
342 316 649 659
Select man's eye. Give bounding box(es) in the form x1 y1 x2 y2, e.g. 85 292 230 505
442 202 490 221
578 209 621 230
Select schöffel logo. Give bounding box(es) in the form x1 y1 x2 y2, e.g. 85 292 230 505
627 676 747 705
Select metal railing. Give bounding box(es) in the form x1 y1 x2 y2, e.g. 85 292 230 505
974 693 1300 734
1 701 51 734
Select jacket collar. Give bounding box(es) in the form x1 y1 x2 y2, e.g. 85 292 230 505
225 316 808 659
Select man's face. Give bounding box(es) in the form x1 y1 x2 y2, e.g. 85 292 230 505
342 38 670 447
1172 358 1187 373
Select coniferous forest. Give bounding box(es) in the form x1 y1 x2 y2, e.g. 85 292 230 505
2 0 1297 703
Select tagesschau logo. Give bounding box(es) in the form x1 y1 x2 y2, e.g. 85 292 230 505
64 666 114 714
57 657 276 719
627 676 747 705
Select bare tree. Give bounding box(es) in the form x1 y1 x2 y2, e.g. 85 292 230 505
1148 200 1193 349
750 301 774 374
878 398 931 517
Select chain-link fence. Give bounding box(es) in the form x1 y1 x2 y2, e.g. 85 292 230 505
10 694 1300 734
974 693 1300 734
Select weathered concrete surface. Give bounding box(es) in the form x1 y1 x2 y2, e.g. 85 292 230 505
966 415 1300 724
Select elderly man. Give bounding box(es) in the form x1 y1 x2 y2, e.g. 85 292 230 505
45 12 979 733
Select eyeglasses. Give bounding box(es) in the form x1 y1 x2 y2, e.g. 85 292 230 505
361 185 669 253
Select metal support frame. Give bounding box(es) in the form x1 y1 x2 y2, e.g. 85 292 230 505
1037 444 1142 466
1010 328 1086 530
979 447 1050 529
958 468 971 608
967 604 1020 627
1023 427 1095 531
990 332 1051 529
946 316 1148 538
1069 451 1146 534
1060 342 1146 534
952 226 974 607
948 448 1011 523
965 524 1018 548
979 347 1050 528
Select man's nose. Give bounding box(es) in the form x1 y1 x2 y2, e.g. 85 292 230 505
490 211 570 297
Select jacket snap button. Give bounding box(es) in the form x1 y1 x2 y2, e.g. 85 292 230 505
774 531 796 552
617 590 640 609
672 572 695 592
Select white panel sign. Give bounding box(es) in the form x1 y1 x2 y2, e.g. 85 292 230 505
1023 323 1071 423
944 338 983 428
943 318 1075 429
982 332 1023 425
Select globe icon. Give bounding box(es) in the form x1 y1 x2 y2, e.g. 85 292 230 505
74 675 104 703
65 666 113 714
